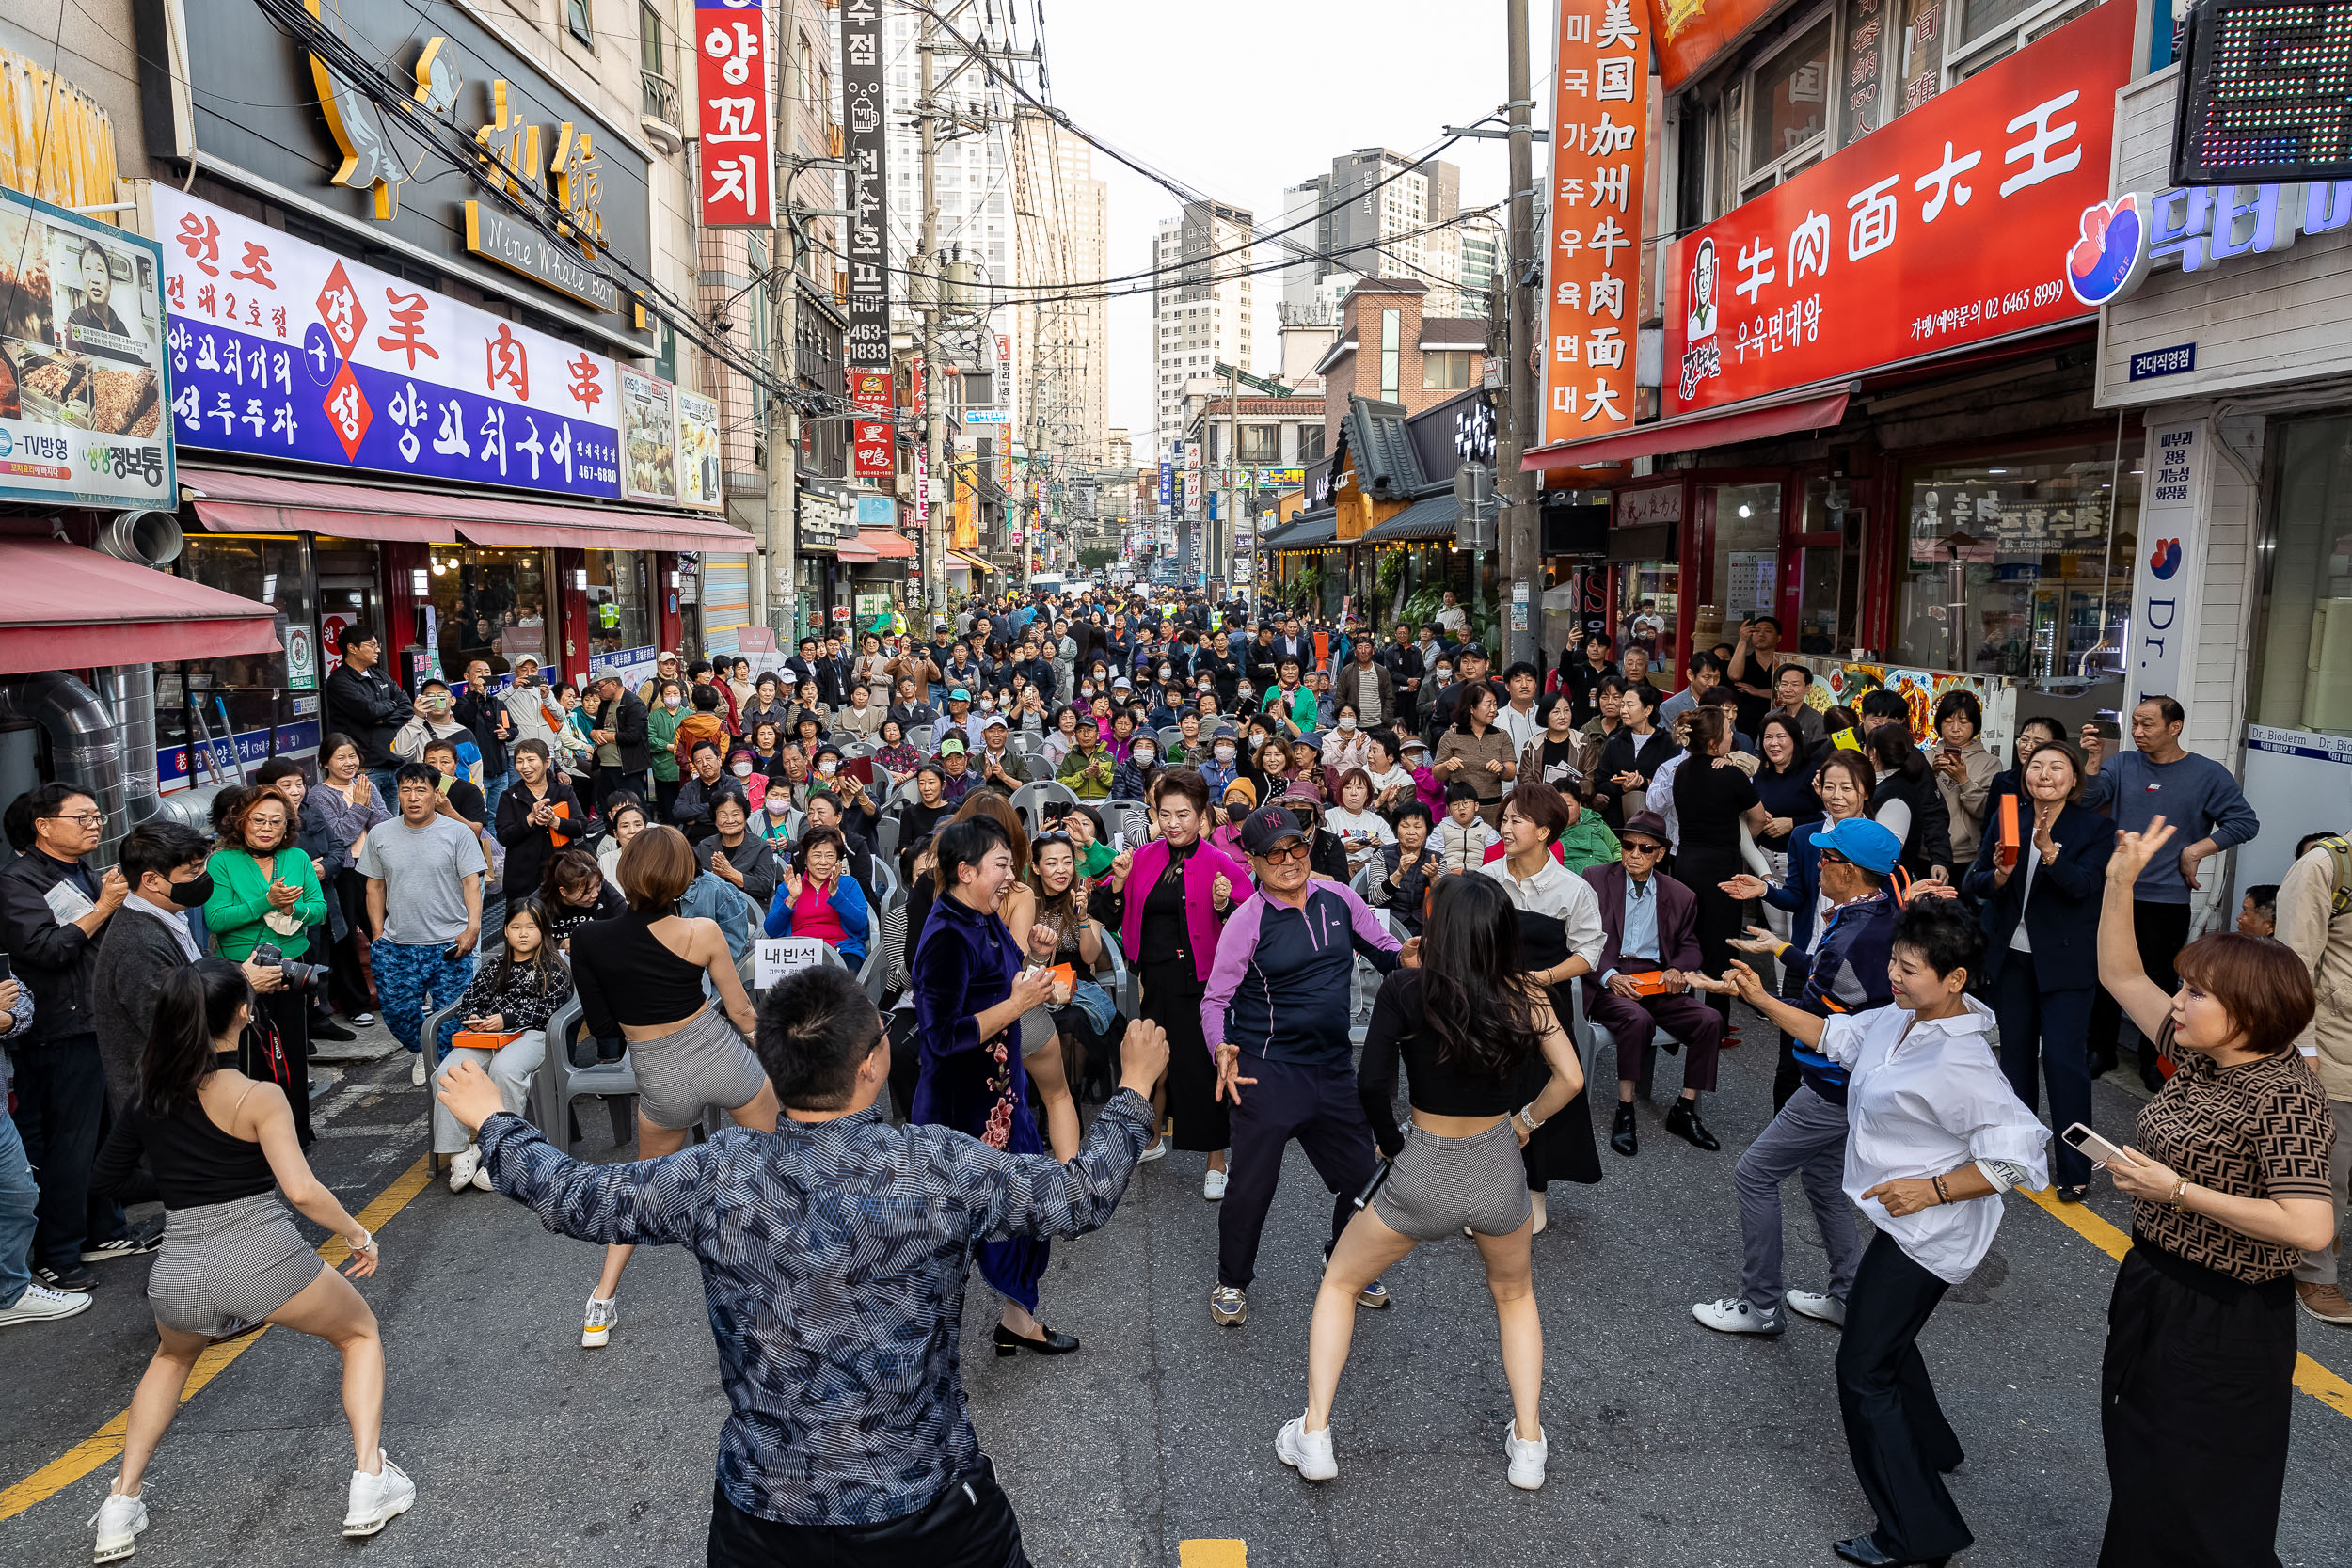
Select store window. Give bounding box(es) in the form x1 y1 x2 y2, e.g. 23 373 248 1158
1747 19 1833 188
1707 481 1783 646
1891 439 2138 676
1795 475 1866 655
424 546 550 679
2251 414 2352 737
582 550 654 669
166 534 316 785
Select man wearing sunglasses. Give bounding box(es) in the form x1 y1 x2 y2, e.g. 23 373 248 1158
1581 812 1724 1161
1200 804 1412 1327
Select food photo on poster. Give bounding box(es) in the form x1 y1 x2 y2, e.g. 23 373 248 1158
1662 0 2135 415
0 187 174 507
620 367 678 502
675 388 721 509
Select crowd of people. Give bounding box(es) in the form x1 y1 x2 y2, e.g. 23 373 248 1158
3 581 2347 1568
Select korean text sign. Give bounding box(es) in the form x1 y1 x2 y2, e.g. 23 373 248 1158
1541 0 1650 447
839 0 891 371
0 187 175 508
1663 0 2132 416
154 189 621 498
695 0 773 228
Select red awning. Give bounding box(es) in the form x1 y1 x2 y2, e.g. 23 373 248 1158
1518 390 1851 470
0 541 282 674
182 467 755 552
837 530 916 562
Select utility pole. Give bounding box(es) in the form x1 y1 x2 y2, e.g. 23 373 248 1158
917 4 947 625
1227 362 1243 591
1499 0 1539 668
764 0 800 646
1022 249 1046 593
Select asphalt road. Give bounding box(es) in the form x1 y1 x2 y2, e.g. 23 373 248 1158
6 1007 2352 1568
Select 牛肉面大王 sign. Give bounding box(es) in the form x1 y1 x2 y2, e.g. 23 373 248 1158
154 188 621 499
1663 0 2132 416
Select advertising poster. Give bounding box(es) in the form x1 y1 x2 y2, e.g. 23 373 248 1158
620 367 677 503
1541 0 1650 446
154 188 619 498
0 188 174 508
675 388 721 509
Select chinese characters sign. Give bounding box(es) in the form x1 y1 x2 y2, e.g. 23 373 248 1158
1664 0 2131 415
1540 0 1650 447
850 369 893 478
839 0 891 371
0 187 174 509
695 0 773 227
155 188 620 498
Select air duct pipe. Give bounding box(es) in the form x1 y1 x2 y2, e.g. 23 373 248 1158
0 672 128 867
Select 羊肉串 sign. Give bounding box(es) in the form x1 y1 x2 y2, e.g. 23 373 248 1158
1663 0 2132 416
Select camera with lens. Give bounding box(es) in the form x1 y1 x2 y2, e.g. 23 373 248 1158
248 942 328 996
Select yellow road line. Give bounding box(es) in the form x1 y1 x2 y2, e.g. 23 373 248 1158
1179 1543 1248 1568
2020 1184 2352 1419
0 1155 434 1524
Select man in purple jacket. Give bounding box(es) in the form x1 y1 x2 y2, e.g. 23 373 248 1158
1201 804 1408 1327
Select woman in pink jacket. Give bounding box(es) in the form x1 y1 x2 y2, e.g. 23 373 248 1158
1117 768 1249 1197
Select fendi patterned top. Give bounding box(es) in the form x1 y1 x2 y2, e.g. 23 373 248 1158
2133 1022 2333 1283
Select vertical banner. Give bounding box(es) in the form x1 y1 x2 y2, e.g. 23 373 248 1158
839 0 891 371
694 0 773 227
1540 0 1650 448
850 369 894 477
2127 419 2206 721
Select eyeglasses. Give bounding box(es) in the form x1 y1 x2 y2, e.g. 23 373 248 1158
44 810 103 826
1817 847 1850 866
1257 839 1311 863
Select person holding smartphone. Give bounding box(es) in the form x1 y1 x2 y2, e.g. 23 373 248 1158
2091 816 2333 1567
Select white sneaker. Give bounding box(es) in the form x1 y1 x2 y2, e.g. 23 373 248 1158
1208 1284 1247 1326
0 1281 94 1327
1787 1290 1847 1327
88 1487 147 1562
582 1293 618 1347
1202 1168 1228 1201
1692 1297 1786 1336
342 1457 414 1537
445 1146 479 1194
1136 1139 1168 1164
1276 1415 1338 1481
351 1012 375 1026
469 1158 493 1193
1504 1423 1549 1490
409 1054 427 1086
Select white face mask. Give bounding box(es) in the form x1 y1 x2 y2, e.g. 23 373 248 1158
731 761 754 777
1338 716 1357 732
1214 744 1236 763
1133 746 1156 764
664 696 682 709
818 759 838 776
1158 667 1173 682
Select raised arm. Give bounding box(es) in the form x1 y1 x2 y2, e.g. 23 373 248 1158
2098 817 2178 1042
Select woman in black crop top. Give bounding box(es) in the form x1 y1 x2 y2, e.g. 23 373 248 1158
88 959 415 1559
1277 875 1583 1492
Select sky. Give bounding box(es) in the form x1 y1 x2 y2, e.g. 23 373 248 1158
1040 0 1519 450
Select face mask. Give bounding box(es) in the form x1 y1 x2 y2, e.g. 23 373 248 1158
1134 747 1156 764
1434 669 1454 685
167 870 215 910
767 798 793 816
665 696 682 709
980 698 995 711
1338 716 1357 732
818 760 838 777
1159 667 1173 682
731 761 754 778
1213 744 1236 763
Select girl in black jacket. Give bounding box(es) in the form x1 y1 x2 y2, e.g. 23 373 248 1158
1592 683 1678 831
1865 723 1954 883
493 739 583 904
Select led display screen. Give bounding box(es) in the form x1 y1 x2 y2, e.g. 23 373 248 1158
2174 0 2352 183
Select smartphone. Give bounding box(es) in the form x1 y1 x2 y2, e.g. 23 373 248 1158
2061 1122 2130 1166
0 953 12 983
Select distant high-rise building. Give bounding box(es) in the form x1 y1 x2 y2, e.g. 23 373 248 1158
1153 200 1253 455
1282 149 1481 322
1455 212 1504 313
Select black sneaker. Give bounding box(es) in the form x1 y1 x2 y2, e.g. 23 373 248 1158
311 1016 358 1042
82 1232 162 1264
34 1262 95 1292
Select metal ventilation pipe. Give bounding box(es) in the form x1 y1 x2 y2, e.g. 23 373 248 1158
0 671 128 867
99 664 162 836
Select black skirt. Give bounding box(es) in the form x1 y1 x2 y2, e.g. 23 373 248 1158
1140 958 1227 1153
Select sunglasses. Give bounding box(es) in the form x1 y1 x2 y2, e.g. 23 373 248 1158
1257 839 1311 863
1817 847 1850 865
1030 831 1073 851
1621 839 1666 855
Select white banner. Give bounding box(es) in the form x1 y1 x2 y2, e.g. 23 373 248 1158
2127 419 2205 721
754 936 833 989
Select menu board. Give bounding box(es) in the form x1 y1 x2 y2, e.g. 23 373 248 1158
620 366 676 502
675 388 721 510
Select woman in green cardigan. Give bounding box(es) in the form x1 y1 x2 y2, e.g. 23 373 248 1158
205 787 329 1137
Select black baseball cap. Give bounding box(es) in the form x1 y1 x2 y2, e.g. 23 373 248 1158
1240 804 1308 856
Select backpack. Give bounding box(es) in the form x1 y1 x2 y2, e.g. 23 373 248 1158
2315 833 2352 920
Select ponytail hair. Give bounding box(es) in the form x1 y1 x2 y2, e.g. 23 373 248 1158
141 958 253 1116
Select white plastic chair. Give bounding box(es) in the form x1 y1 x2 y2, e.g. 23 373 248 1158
1009 779 1080 836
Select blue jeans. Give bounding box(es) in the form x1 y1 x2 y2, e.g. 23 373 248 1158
367 768 403 807
483 768 515 822
370 939 478 1058
0 1106 38 1307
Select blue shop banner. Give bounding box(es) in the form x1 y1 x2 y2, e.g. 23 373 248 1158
159 719 324 789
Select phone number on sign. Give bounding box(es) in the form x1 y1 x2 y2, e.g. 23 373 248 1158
1910 280 2065 342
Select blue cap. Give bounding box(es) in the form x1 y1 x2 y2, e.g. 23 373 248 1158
1813 816 1902 876
949 687 972 703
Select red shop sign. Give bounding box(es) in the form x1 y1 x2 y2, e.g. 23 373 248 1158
1662 0 2132 417
853 420 895 479
695 0 774 228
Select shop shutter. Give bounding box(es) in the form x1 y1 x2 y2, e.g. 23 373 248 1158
701 556 752 656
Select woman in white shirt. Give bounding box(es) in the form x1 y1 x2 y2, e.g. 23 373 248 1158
1322 769 1396 878
1320 705 1374 774
1723 897 2046 1568
1362 732 1416 819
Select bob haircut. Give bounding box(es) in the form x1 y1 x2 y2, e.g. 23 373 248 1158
2173 934 2316 1056
1502 779 1572 844
616 824 697 911
934 814 1012 895
2021 739 2087 802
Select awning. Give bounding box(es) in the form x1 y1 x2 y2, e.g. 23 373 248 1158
181 467 756 552
1272 512 1338 550
1518 389 1851 470
837 530 916 562
1359 491 1458 544
0 541 282 673
948 549 999 574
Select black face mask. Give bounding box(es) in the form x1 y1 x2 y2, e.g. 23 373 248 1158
167 870 215 910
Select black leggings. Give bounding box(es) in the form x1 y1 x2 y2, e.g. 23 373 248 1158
1676 846 1745 1025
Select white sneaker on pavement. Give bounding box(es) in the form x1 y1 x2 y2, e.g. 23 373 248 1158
1692 1297 1786 1336
582 1292 618 1347
342 1457 414 1537
409 1054 427 1087
469 1158 493 1193
1202 1168 1227 1201
1136 1139 1168 1164
1504 1423 1549 1490
1276 1415 1338 1481
1786 1290 1847 1326
352 1012 375 1026
0 1282 94 1327
88 1487 147 1562
445 1146 480 1194
1208 1284 1247 1326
